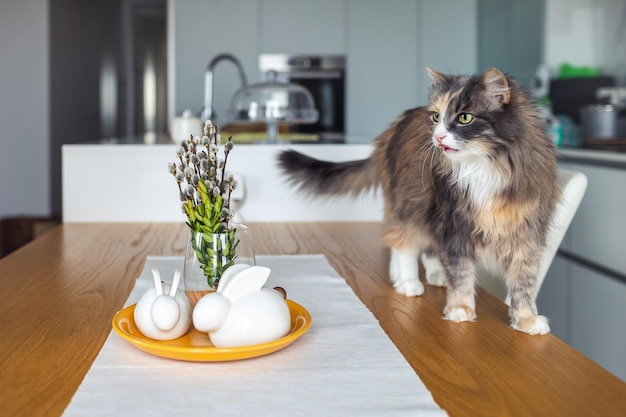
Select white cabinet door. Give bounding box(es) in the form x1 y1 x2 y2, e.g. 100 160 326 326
568 163 626 273
345 0 479 138
421 0 478 97
172 0 260 124
346 0 419 137
571 263 626 382
477 0 543 87
260 0 346 54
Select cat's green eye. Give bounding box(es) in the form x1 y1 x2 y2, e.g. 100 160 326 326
458 113 474 124
432 112 441 123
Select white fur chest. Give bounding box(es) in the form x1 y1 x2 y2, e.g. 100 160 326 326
450 157 505 209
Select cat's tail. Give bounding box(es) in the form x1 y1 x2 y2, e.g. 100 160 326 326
277 150 378 197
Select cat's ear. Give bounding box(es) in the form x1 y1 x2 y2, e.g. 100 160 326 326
481 68 511 109
426 67 448 83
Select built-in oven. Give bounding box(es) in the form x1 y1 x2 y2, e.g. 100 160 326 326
259 54 345 142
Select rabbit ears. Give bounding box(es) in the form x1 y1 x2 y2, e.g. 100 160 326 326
217 264 272 301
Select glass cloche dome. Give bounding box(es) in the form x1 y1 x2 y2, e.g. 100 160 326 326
229 70 318 144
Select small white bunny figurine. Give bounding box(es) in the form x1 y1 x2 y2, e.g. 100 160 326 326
193 264 291 348
134 269 192 340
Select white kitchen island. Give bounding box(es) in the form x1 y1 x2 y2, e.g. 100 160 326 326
62 141 383 223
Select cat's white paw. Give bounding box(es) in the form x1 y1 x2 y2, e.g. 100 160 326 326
389 248 422 296
421 253 447 287
512 315 550 335
444 305 476 322
394 279 425 297
425 269 446 287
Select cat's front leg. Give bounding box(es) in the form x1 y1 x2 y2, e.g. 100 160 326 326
442 258 477 322
389 247 424 296
506 264 550 335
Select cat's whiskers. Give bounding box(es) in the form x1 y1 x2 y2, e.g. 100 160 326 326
427 143 438 192
417 138 437 193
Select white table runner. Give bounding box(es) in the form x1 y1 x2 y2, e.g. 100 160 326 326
63 255 447 416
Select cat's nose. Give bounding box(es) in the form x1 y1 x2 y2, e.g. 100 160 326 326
434 132 447 143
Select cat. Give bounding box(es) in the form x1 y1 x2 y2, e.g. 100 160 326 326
277 67 560 335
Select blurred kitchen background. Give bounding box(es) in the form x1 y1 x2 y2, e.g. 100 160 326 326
1 0 626 254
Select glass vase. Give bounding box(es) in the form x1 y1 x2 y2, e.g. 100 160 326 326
183 223 255 306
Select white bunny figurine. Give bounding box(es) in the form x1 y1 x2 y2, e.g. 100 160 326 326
193 264 291 348
134 269 192 340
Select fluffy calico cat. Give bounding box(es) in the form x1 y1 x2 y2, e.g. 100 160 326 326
278 68 559 335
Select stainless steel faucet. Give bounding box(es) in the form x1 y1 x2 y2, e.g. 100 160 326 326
202 53 248 123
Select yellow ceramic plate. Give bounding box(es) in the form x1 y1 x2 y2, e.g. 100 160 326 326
112 300 311 362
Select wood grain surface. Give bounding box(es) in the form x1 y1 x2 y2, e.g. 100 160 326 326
0 223 625 417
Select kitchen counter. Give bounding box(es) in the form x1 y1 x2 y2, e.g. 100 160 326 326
558 147 626 169
96 134 626 165
62 140 626 223
95 133 374 145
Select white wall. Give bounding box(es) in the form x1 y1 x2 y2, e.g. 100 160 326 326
345 0 420 137
0 0 50 217
544 0 626 78
421 0 478 81
169 0 478 141
477 0 544 88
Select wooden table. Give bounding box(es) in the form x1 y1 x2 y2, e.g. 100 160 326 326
1 223 625 417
